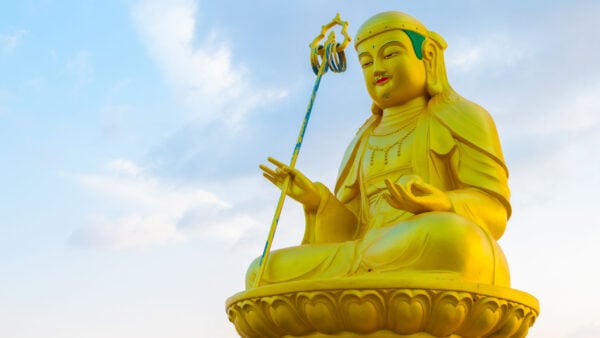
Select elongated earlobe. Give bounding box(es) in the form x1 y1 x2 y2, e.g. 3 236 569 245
422 40 442 96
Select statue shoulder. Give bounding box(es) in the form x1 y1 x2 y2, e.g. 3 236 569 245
429 96 511 214
430 96 505 164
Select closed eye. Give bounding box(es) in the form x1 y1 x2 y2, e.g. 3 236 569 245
384 52 399 59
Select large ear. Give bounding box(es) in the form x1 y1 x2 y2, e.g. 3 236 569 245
422 31 447 96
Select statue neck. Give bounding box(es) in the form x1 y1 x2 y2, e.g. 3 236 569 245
375 96 427 135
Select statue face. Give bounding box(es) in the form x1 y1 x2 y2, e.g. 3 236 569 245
357 29 427 109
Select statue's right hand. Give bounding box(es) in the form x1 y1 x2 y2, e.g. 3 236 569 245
260 157 321 211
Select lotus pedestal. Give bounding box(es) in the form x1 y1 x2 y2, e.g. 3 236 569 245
226 277 538 337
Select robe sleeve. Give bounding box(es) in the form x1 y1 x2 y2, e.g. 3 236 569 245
446 141 510 239
430 100 511 239
301 183 358 244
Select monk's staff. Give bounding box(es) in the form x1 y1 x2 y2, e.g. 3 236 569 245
254 14 351 288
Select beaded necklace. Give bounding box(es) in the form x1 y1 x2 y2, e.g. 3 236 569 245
367 123 416 166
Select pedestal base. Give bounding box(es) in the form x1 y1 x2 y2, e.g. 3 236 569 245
226 277 539 338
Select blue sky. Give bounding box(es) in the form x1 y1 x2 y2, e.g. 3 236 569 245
1 0 599 337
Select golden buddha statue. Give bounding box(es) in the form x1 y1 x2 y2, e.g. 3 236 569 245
228 11 538 338
247 11 510 289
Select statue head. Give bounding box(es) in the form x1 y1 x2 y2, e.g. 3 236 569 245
355 11 454 114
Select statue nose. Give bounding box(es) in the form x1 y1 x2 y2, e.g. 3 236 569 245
373 69 386 77
372 58 386 75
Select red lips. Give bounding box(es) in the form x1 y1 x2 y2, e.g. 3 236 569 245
376 77 390 85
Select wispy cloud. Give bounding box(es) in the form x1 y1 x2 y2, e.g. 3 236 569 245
533 82 600 135
446 33 526 73
567 321 600 338
70 159 262 250
0 89 8 115
71 213 187 250
0 29 26 51
132 0 287 128
65 50 94 91
99 103 132 137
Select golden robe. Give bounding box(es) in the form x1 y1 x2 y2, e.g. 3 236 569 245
247 97 511 289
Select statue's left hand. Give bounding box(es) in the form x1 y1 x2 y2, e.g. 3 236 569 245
383 175 451 214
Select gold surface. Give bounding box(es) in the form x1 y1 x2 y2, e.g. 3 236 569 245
227 277 539 338
251 10 512 290
230 10 539 337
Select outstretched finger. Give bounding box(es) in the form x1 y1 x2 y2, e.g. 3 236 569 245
267 157 292 172
268 158 298 178
267 157 288 168
262 173 282 187
259 164 280 178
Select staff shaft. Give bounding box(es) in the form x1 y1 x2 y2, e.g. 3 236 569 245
253 57 329 288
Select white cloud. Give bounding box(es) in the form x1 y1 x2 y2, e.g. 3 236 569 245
71 213 187 250
538 83 600 134
108 158 142 176
71 159 262 249
132 0 287 128
0 29 26 51
448 45 482 70
77 161 225 211
502 81 600 138
567 322 600 338
99 103 131 137
446 33 525 73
